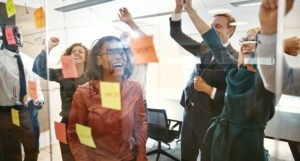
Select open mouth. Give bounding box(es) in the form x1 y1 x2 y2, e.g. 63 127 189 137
112 63 123 68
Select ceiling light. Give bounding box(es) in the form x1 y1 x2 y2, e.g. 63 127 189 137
208 9 231 15
230 0 261 7
230 22 248 26
54 0 113 12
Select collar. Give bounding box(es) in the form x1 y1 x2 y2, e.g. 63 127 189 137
223 41 230 47
2 48 18 58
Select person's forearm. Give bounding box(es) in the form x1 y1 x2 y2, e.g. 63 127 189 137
126 20 146 36
175 5 182 13
257 34 277 93
186 8 211 35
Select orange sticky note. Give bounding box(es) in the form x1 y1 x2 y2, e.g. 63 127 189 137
76 124 96 148
54 122 67 144
100 81 121 110
11 108 20 127
5 0 16 18
5 26 16 45
28 81 37 99
33 7 45 29
130 35 158 64
61 56 78 79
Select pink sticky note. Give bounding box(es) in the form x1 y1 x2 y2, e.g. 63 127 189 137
5 27 16 45
130 35 158 64
28 81 37 99
54 122 67 144
61 56 78 78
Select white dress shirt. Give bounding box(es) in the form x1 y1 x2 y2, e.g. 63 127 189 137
0 48 44 106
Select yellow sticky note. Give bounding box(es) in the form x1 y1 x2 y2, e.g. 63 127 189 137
76 124 96 148
5 0 16 18
11 108 20 127
100 81 121 110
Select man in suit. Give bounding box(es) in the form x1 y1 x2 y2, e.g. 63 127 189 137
169 0 238 160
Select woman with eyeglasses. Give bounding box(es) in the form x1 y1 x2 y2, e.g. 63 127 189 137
181 0 276 161
67 36 147 161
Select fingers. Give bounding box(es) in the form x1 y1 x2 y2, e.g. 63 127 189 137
261 0 277 9
286 0 294 14
193 76 205 83
50 37 59 42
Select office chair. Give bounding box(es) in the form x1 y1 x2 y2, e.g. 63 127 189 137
146 108 182 161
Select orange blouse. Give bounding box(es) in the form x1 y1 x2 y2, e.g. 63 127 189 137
68 80 147 161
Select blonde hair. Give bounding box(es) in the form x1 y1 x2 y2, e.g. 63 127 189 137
237 27 260 69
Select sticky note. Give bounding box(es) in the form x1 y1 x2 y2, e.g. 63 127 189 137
28 81 37 99
61 56 78 79
5 26 16 45
76 124 96 148
130 35 158 64
54 122 67 144
11 108 20 127
5 0 16 18
100 81 121 110
33 7 45 29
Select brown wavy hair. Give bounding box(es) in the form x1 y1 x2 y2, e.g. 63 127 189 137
62 43 89 68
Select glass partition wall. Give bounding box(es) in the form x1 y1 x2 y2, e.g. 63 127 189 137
1 0 299 161
46 0 300 160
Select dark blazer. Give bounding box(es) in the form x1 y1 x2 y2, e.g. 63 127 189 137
170 18 239 117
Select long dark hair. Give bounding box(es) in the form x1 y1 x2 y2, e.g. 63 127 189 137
86 36 133 80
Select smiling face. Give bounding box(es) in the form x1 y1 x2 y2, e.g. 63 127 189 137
240 30 257 57
71 45 87 64
237 28 260 71
96 40 127 78
211 14 236 44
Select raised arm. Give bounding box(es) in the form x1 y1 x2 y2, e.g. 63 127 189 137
257 0 300 96
32 37 62 83
118 7 146 36
182 0 236 70
169 0 210 57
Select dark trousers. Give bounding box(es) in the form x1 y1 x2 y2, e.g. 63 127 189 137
60 117 76 161
29 107 40 152
181 107 211 161
0 106 38 161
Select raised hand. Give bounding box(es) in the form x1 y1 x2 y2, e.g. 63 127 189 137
48 37 59 53
284 36 300 56
181 0 194 12
175 0 183 13
118 7 133 24
259 0 294 35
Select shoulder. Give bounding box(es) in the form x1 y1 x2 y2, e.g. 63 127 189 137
77 81 91 91
125 79 142 90
227 43 239 59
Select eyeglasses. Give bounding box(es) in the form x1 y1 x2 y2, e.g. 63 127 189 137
239 35 257 45
100 48 126 56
